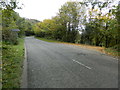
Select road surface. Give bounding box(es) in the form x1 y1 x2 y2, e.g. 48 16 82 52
25 36 118 88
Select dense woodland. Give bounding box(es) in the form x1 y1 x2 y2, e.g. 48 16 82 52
1 0 39 44
33 0 120 50
1 0 120 50
1 1 40 88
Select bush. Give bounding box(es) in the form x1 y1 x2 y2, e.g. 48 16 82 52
2 38 24 88
111 44 120 52
2 29 18 45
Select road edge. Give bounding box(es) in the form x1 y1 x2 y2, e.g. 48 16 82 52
20 40 28 88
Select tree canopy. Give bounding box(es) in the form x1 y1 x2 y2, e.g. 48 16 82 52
1 0 120 51
33 0 119 51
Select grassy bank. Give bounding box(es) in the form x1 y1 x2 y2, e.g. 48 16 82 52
105 47 120 58
2 38 24 88
36 37 62 43
36 37 119 58
0 41 2 89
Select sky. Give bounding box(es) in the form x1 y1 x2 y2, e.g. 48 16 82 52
15 0 119 21
15 0 80 21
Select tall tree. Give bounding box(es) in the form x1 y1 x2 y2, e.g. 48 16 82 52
58 1 81 42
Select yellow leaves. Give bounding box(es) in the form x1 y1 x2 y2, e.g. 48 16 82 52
95 14 111 20
89 8 112 20
88 5 113 21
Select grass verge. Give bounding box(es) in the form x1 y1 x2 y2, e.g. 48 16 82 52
36 37 62 43
104 48 120 58
0 41 2 89
36 37 119 58
2 38 24 88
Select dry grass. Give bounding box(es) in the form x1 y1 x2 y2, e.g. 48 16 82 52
36 37 119 59
59 42 105 53
58 42 119 59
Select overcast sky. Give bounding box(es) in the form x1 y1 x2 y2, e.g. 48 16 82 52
15 0 81 21
15 0 119 21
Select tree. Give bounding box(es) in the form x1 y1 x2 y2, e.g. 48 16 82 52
33 0 119 50
1 0 22 44
57 1 81 42
80 0 119 48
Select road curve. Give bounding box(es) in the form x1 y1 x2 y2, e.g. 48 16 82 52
25 36 118 88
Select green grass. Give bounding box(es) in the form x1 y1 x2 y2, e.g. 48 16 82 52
2 38 24 88
36 37 63 43
0 41 2 89
105 48 120 57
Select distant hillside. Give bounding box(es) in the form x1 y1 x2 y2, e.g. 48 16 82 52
25 18 40 24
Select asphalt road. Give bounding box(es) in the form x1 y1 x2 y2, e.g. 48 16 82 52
25 36 118 88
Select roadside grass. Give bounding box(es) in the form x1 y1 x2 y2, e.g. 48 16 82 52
36 37 119 58
36 37 63 43
2 38 24 88
104 48 120 58
0 41 2 89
